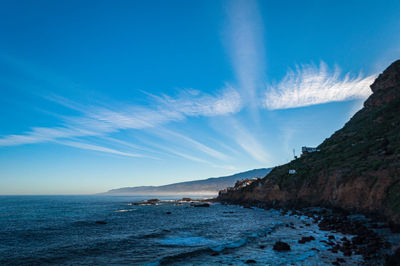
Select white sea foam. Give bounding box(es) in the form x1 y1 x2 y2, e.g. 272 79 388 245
114 209 136 212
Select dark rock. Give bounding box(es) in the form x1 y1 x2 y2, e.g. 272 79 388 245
192 203 210 207
389 222 400 233
245 259 256 264
166 211 172 214
181 198 192 202
386 247 400 266
343 250 352 256
95 221 107 225
328 235 335 240
298 236 315 244
336 258 345 263
311 248 320 252
147 198 160 203
273 241 291 251
211 252 219 256
259 245 265 249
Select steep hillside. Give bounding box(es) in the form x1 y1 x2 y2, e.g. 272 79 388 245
218 60 400 224
103 168 272 195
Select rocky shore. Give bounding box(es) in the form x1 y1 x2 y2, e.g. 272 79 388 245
217 60 400 264
219 199 400 265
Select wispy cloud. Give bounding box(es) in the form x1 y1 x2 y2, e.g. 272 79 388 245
152 127 230 161
264 62 376 110
0 88 242 147
212 117 270 164
136 138 237 170
54 140 146 158
0 86 243 165
225 0 265 106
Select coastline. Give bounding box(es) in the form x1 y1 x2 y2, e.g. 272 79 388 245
217 198 400 265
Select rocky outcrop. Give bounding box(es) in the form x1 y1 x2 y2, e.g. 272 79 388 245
218 60 400 225
273 241 291 251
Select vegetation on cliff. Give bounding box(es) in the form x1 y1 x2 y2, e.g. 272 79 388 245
218 60 400 224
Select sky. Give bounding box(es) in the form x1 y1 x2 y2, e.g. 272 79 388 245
0 0 399 194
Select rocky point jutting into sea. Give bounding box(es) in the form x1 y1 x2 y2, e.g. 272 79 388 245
218 60 400 263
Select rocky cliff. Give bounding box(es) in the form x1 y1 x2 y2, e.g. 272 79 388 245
218 60 400 224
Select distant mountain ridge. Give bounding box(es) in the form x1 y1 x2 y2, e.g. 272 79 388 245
103 168 272 195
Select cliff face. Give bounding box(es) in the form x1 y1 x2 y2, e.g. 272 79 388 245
218 60 400 224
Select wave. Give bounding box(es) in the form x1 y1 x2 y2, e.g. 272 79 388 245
114 209 136 212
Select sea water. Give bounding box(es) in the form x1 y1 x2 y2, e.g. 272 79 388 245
0 196 364 265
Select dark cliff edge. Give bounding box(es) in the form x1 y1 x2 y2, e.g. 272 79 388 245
218 60 400 226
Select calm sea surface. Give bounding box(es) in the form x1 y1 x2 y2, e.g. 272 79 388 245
0 196 366 265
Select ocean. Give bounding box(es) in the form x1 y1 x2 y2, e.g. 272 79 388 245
0 196 367 265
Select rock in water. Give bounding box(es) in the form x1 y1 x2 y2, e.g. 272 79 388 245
192 203 210 207
147 199 160 203
298 236 315 244
273 241 291 251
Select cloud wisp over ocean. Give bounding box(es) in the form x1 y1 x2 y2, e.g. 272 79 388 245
0 87 242 170
0 88 242 147
264 62 376 110
0 60 376 169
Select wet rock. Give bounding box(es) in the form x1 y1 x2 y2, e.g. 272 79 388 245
342 249 352 256
147 199 160 203
211 252 219 256
95 221 107 225
386 247 400 266
129 201 157 206
389 222 400 233
245 259 256 264
259 245 265 249
311 248 320 252
181 197 192 202
273 241 291 251
192 203 210 207
336 258 346 263
328 235 335 240
298 236 315 244
166 211 172 214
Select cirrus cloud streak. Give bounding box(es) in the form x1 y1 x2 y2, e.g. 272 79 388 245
264 62 376 110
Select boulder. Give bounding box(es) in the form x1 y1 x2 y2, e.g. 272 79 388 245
273 241 291 251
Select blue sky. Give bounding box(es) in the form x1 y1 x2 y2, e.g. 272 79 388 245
0 0 399 194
